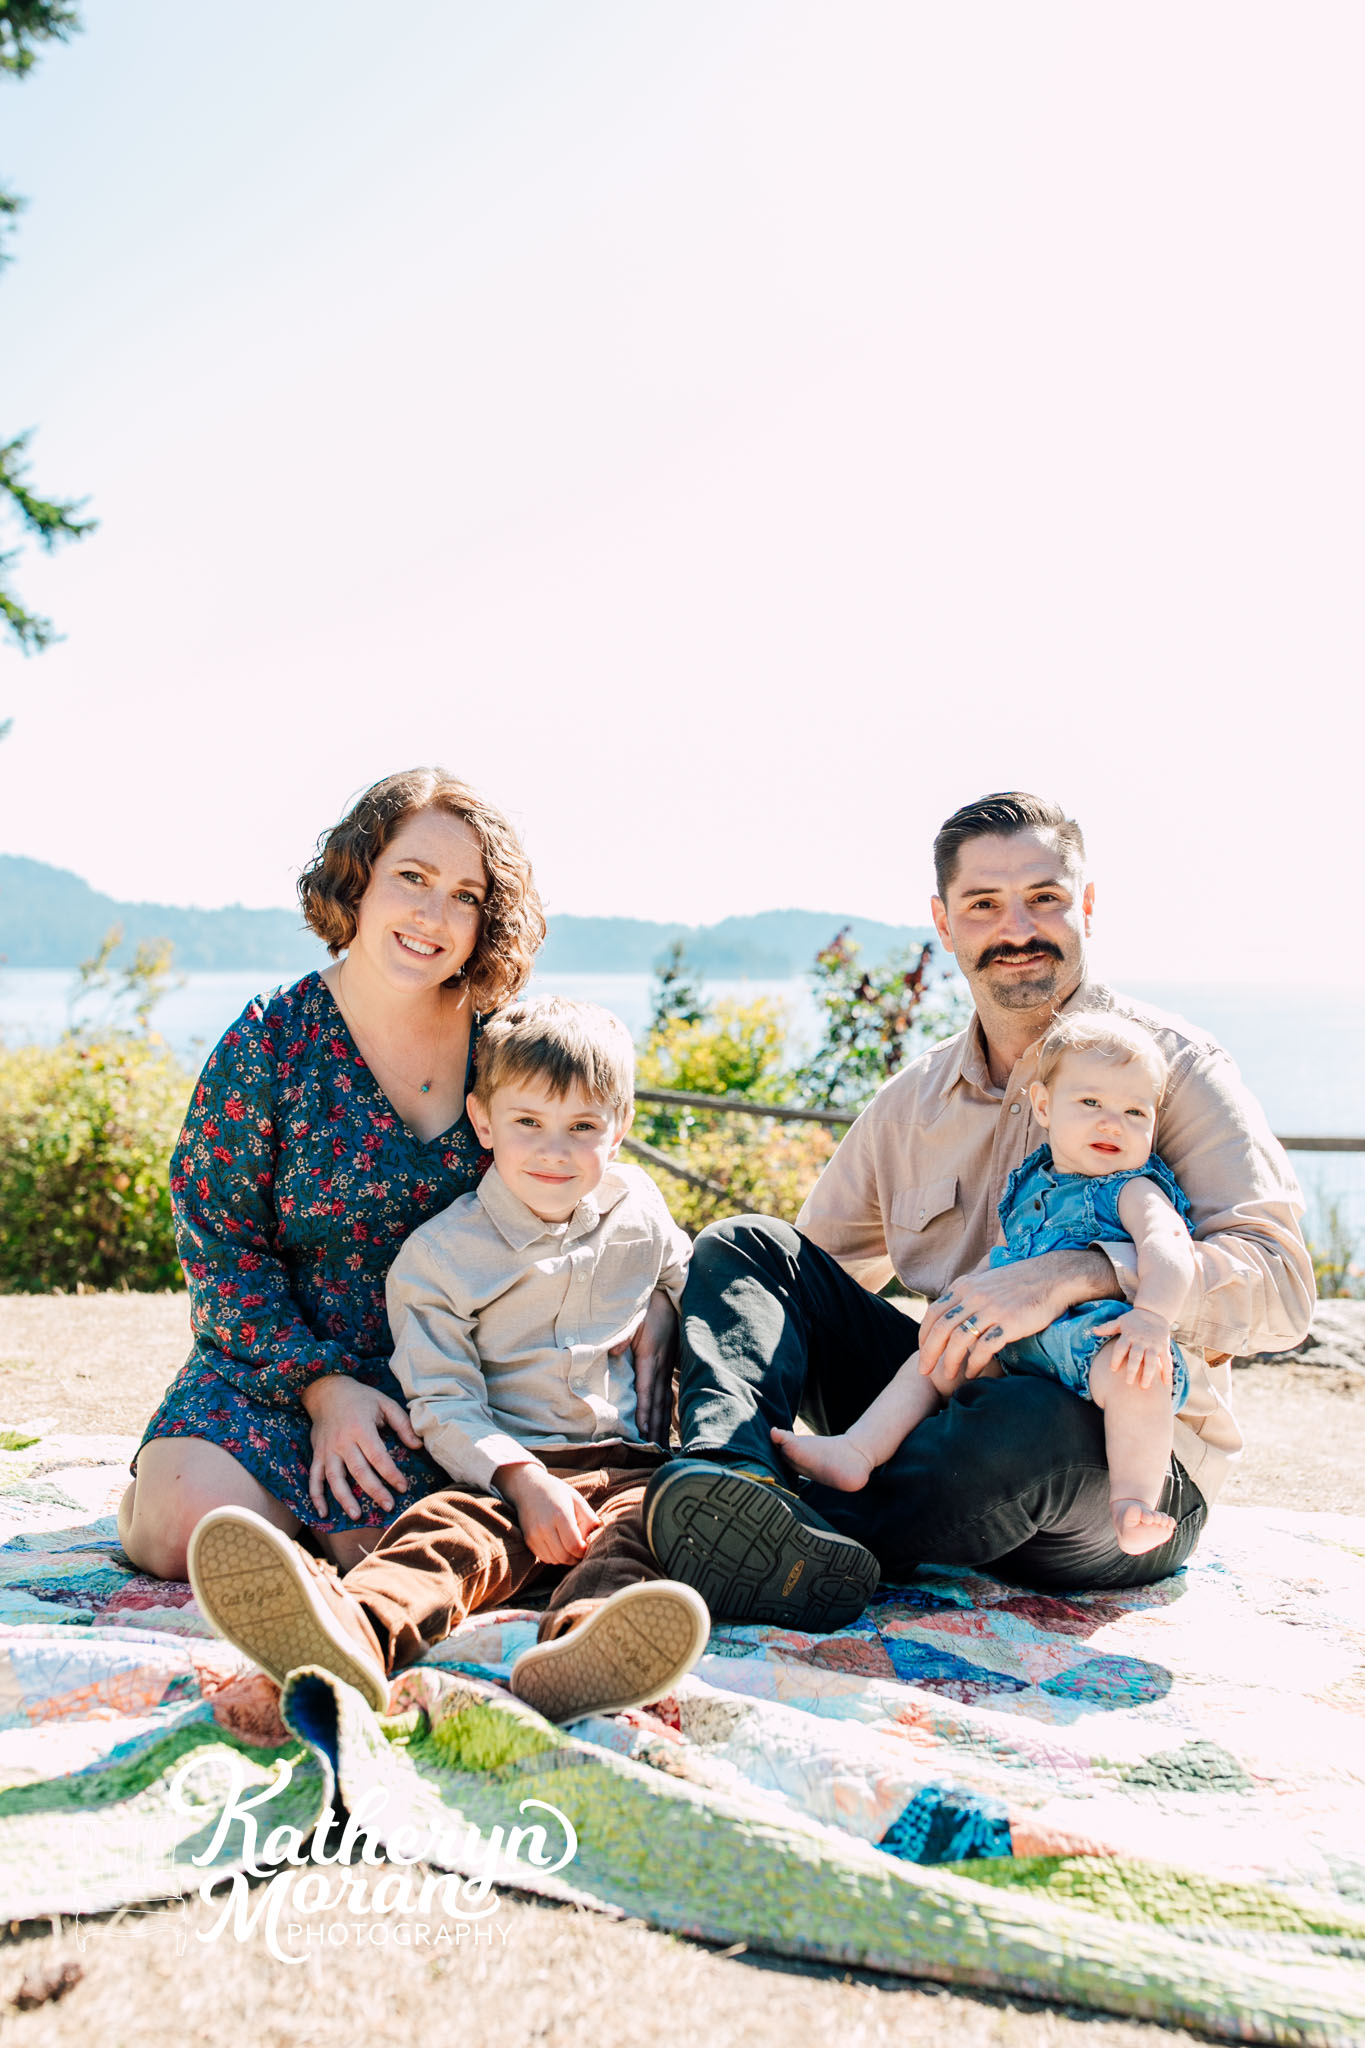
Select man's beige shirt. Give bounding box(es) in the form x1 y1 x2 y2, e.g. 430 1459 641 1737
387 1162 692 1492
795 978 1315 1501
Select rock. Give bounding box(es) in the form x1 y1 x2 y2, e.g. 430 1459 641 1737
1235 1298 1365 1373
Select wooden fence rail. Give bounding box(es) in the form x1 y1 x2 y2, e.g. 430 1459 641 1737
635 1086 857 1130
630 1085 1365 1188
1273 1137 1365 1153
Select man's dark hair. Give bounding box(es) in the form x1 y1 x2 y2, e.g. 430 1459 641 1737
933 793 1086 899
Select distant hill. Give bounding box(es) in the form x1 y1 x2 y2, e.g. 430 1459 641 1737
0 856 327 973
0 855 935 978
538 908 936 977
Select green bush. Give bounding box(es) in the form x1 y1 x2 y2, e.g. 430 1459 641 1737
0 1034 192 1291
634 994 838 1231
796 927 969 1109
1306 1191 1365 1301
632 940 969 1234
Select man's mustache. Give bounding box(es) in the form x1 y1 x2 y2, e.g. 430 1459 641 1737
974 940 1065 971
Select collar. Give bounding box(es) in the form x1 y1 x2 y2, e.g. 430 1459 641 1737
475 1161 631 1251
949 973 1115 1100
941 1013 1000 1099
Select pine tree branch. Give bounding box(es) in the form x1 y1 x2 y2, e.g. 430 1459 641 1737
0 431 96 548
0 547 57 652
0 3 81 78
0 6 90 658
0 185 24 265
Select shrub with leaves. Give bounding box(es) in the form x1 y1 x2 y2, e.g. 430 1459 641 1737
1306 1192 1365 1301
630 1111 836 1236
630 932 971 1233
796 928 970 1110
0 1033 191 1290
637 995 788 1139
633 989 834 1229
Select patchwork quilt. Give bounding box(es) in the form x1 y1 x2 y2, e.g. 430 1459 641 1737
1 1429 1363 2044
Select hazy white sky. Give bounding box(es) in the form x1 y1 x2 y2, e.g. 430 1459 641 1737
1 1 1360 980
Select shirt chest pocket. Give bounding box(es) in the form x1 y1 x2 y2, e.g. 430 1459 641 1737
887 1178 965 1295
590 1237 656 1326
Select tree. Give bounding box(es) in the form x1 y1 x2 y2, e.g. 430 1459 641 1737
2 3 96 661
648 939 707 1033
71 923 182 1036
795 927 970 1110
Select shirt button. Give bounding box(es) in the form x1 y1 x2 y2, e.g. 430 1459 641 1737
1010 1103 1021 1114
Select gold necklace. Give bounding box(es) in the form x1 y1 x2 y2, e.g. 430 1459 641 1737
333 967 460 1097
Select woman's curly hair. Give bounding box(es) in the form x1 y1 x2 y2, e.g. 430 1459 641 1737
298 769 546 1012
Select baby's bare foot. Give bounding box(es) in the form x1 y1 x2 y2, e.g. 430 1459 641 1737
770 1426 873 1493
1111 1498 1176 1555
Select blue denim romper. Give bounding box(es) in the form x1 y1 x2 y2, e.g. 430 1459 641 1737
989 1145 1193 1408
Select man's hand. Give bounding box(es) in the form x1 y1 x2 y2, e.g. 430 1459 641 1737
1093 1306 1175 1389
302 1373 425 1521
497 1461 603 1566
610 1287 678 1445
919 1248 1115 1386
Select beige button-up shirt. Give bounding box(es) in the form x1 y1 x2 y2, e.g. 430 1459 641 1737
795 978 1315 1502
386 1162 691 1492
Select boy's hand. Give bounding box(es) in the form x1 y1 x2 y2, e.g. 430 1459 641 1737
1093 1307 1175 1389
496 1462 603 1566
611 1288 678 1444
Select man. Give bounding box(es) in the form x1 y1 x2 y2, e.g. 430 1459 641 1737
644 792 1313 1627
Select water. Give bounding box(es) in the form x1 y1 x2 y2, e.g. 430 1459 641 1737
0 966 814 1064
3 965 1361 1247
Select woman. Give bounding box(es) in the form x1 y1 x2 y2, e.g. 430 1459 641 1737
119 766 545 1578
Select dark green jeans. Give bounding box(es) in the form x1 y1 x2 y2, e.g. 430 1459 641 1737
677 1215 1208 1591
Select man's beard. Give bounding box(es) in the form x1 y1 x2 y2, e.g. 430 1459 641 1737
971 940 1071 1012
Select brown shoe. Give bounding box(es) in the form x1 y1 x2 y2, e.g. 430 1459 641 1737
187 1507 390 1714
510 1579 710 1724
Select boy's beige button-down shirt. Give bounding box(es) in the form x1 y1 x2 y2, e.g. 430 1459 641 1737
795 979 1315 1502
386 1162 691 1493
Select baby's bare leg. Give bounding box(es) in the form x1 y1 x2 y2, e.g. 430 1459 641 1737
773 1354 941 1492
1088 1339 1177 1555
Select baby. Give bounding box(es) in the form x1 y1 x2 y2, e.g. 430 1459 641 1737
775 1012 1197 1557
189 996 709 1724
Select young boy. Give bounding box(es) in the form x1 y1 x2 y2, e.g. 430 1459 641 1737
188 997 710 1723
774 1013 1199 1556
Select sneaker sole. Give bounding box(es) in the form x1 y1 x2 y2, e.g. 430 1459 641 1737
510 1580 710 1723
187 1510 390 1714
644 1465 879 1631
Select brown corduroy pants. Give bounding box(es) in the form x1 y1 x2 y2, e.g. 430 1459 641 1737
343 1442 669 1675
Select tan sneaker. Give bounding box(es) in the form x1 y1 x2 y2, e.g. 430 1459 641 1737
187 1507 390 1714
510 1579 710 1724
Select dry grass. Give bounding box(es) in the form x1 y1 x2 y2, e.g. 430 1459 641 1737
0 1293 1360 2047
0 1890 1204 2048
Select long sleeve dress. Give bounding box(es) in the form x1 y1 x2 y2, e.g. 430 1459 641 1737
137 971 489 1531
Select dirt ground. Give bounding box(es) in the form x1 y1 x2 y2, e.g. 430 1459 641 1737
2 1291 1359 1513
0 1293 1361 2048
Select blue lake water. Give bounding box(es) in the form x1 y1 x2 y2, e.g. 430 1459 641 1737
3 965 1362 1246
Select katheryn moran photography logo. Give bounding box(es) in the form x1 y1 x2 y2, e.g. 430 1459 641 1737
166 1753 579 1964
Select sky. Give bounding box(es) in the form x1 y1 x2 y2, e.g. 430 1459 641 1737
1 1 1361 982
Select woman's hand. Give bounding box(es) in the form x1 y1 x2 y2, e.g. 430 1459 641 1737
301 1374 425 1521
610 1288 679 1444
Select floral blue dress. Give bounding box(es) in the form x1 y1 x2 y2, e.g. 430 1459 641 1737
138 972 490 1531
